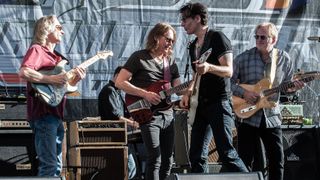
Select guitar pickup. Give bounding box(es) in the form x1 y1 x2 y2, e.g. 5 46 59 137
240 105 257 113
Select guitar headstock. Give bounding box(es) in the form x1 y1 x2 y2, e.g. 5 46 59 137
199 48 212 63
97 50 114 59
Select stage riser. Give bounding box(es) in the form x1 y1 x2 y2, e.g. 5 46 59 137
166 172 263 180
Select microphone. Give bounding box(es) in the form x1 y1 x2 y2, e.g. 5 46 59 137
307 36 320 42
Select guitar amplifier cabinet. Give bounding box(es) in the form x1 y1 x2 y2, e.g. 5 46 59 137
282 125 320 180
69 119 127 147
0 101 27 120
280 104 304 124
0 129 37 176
68 146 128 180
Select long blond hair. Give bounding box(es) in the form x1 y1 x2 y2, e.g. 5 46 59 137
32 15 57 46
145 22 176 57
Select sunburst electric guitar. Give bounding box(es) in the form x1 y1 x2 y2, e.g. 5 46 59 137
32 50 113 106
187 48 212 125
233 71 320 119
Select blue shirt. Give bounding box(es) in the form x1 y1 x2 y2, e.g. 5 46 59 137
231 47 294 127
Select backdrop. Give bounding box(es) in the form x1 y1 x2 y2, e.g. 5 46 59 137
0 0 319 122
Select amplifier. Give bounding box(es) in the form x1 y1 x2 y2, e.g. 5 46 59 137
280 104 304 124
0 129 37 176
69 119 127 147
68 146 128 180
0 120 29 128
280 104 303 117
0 101 26 120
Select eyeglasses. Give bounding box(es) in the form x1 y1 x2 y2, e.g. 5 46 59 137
55 25 63 31
163 36 175 44
254 35 269 40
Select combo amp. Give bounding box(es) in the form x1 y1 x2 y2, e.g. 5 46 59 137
280 104 304 124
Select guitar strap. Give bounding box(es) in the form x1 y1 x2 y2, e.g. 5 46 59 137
163 57 171 89
269 48 279 88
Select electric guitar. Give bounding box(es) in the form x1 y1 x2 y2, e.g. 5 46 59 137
233 71 320 119
187 48 212 125
125 80 192 124
32 50 113 107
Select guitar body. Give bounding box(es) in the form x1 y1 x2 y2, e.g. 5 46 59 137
233 78 277 119
125 80 173 124
31 60 78 107
187 76 200 125
31 50 113 107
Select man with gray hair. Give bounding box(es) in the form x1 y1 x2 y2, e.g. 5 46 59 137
231 22 304 180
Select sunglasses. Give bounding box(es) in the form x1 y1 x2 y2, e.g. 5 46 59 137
163 36 175 44
55 25 63 31
254 35 269 40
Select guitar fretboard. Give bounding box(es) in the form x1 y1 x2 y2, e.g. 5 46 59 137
164 81 191 96
263 75 317 96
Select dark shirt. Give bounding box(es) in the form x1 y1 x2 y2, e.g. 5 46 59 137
123 49 180 118
98 80 130 120
189 29 233 103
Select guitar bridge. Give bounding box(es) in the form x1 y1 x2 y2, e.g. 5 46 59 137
240 105 257 113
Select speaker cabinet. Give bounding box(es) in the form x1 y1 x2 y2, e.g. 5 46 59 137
173 110 238 166
0 129 37 176
174 110 190 166
282 125 320 180
0 177 61 179
68 146 128 180
166 172 263 180
0 102 27 120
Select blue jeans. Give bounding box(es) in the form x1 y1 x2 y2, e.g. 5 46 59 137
189 99 248 173
140 113 175 180
128 144 137 179
29 115 64 177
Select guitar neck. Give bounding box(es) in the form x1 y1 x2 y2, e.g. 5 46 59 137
264 75 315 96
65 55 100 79
78 55 100 69
164 80 192 96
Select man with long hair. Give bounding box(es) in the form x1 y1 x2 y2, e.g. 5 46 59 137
19 15 86 177
116 22 182 180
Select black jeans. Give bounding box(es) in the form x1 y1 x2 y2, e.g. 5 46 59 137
237 120 284 180
189 99 248 173
140 114 175 180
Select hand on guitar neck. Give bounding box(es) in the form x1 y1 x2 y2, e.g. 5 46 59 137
67 67 86 86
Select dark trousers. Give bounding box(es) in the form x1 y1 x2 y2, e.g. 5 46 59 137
140 114 175 180
237 120 284 180
189 99 248 173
